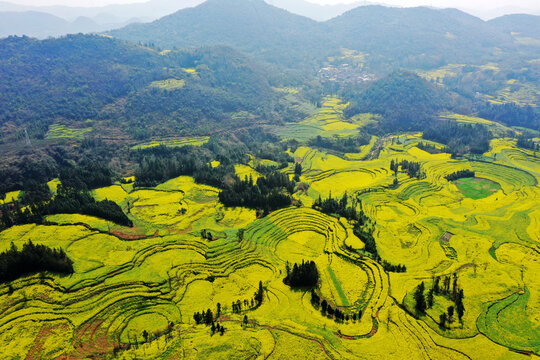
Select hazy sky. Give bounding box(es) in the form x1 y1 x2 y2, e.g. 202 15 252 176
7 0 540 9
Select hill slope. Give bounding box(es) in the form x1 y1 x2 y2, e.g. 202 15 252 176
0 34 280 141
344 70 452 130
488 14 540 39
108 0 332 68
109 0 520 71
327 6 513 70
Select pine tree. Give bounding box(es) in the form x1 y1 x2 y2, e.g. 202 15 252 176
439 313 447 329
427 288 434 309
456 289 465 323
414 282 427 314
447 306 454 323
204 309 213 325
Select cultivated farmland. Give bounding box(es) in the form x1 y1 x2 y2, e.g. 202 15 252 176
0 103 538 360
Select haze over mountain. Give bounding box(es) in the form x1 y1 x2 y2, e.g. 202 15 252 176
0 11 139 38
2 0 540 40
488 14 540 39
0 0 200 22
107 0 533 72
108 0 331 69
266 0 368 21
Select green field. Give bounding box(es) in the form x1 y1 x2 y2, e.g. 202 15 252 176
454 177 502 199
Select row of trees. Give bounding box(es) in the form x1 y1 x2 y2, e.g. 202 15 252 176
313 192 406 272
417 142 447 154
445 170 475 181
0 241 73 283
194 282 264 324
311 290 362 323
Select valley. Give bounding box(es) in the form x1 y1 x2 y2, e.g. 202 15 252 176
0 0 539 359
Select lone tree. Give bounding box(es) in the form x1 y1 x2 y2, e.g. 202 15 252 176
255 281 264 304
204 309 213 325
447 306 454 323
456 289 465 323
414 282 427 313
414 282 427 314
439 313 448 329
427 288 434 309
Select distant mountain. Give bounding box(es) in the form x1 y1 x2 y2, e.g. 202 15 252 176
109 0 520 71
461 6 540 20
0 11 71 38
0 0 202 22
108 0 331 69
488 14 540 39
266 0 367 21
327 6 514 70
0 11 135 38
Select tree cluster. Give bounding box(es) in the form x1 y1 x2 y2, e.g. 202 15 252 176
0 241 73 284
417 142 448 154
284 261 319 288
423 122 491 155
1 185 133 230
313 192 375 255
219 172 295 214
312 192 368 225
343 71 449 132
390 159 423 179
380 260 407 273
308 133 371 153
414 274 465 328
478 102 539 130
516 136 539 151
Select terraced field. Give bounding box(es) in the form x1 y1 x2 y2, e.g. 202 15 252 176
131 136 210 150
275 96 360 141
0 120 539 359
46 124 93 140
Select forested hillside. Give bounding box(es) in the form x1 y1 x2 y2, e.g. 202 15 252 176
108 0 331 69
108 0 535 71
0 34 286 142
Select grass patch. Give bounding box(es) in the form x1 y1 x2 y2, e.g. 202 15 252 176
326 266 350 306
454 177 501 199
